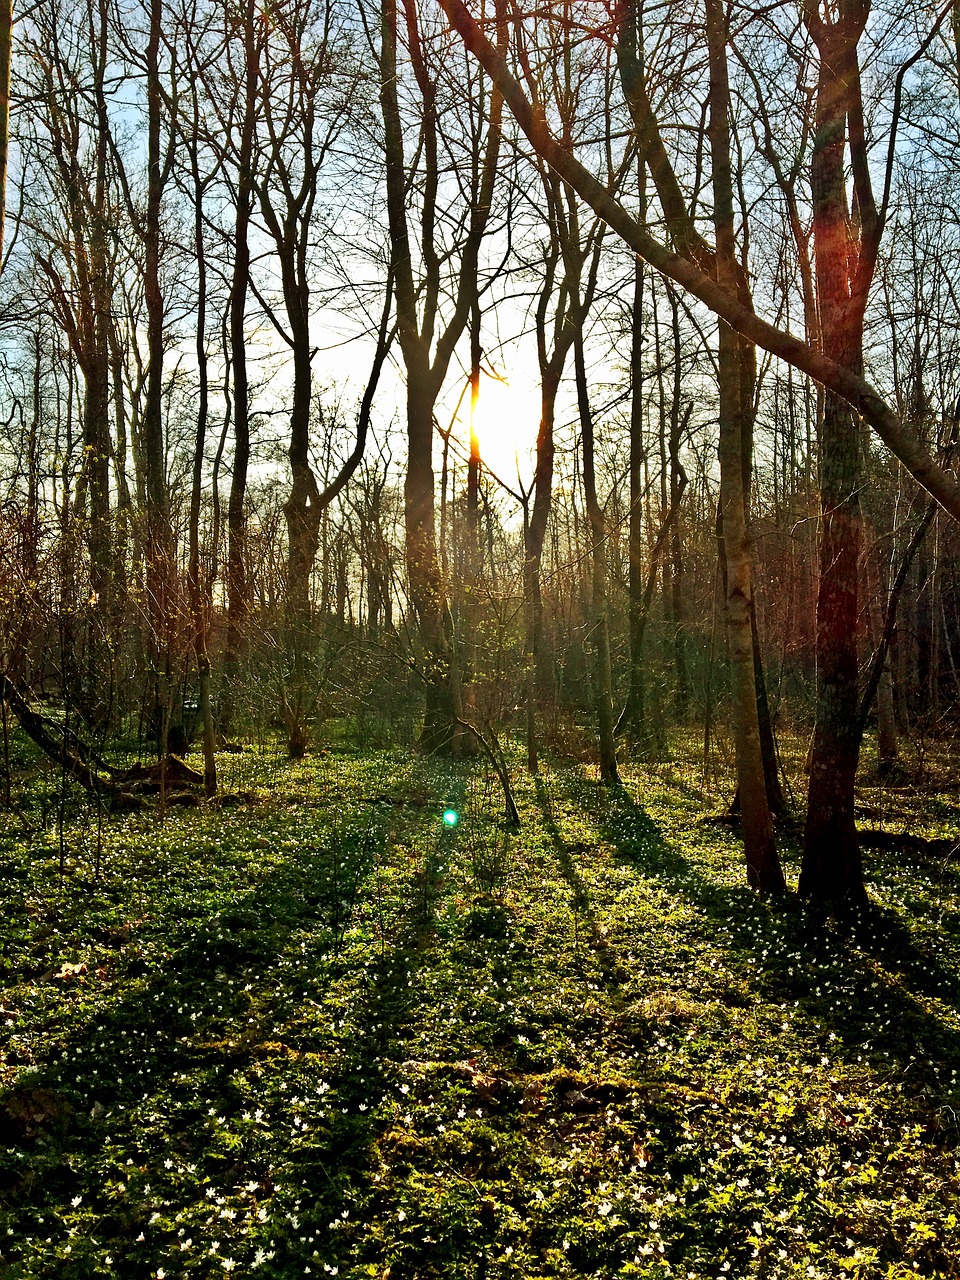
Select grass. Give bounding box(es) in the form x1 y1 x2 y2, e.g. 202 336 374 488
0 735 959 1279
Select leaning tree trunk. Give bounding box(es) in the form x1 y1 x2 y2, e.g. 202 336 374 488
441 0 960 529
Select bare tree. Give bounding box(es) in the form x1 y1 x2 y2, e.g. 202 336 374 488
378 0 503 751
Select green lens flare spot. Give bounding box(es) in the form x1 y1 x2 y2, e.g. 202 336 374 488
442 809 459 827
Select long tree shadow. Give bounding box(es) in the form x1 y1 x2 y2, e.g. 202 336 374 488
532 774 634 995
574 775 960 1121
0 787 456 1278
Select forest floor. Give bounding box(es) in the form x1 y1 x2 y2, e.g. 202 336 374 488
1 731 959 1279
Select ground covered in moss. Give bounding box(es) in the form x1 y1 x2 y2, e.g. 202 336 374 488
1 741 959 1279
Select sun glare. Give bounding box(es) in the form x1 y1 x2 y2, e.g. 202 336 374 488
468 375 539 484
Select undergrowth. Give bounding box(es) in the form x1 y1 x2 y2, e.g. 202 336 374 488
0 738 958 1278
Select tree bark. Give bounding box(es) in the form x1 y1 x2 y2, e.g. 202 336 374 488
619 250 651 746
706 0 784 892
799 4 872 908
863 527 900 775
0 0 11 259
223 0 258 733
185 59 217 798
524 362 560 773
575 326 620 784
142 0 176 768
667 287 689 718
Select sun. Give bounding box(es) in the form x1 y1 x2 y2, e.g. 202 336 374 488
467 374 540 485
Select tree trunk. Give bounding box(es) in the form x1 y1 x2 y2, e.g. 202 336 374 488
800 392 865 903
575 327 620 784
524 366 560 773
454 301 484 758
186 79 217 798
620 252 652 748
223 0 258 734
282 309 322 757
406 365 455 753
863 529 899 775
379 0 502 753
799 7 872 908
667 287 689 718
717 323 783 892
142 0 176 769
706 0 784 893
0 0 11 258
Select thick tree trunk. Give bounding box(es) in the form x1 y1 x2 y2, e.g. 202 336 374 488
799 8 871 908
800 393 865 902
706 0 784 893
